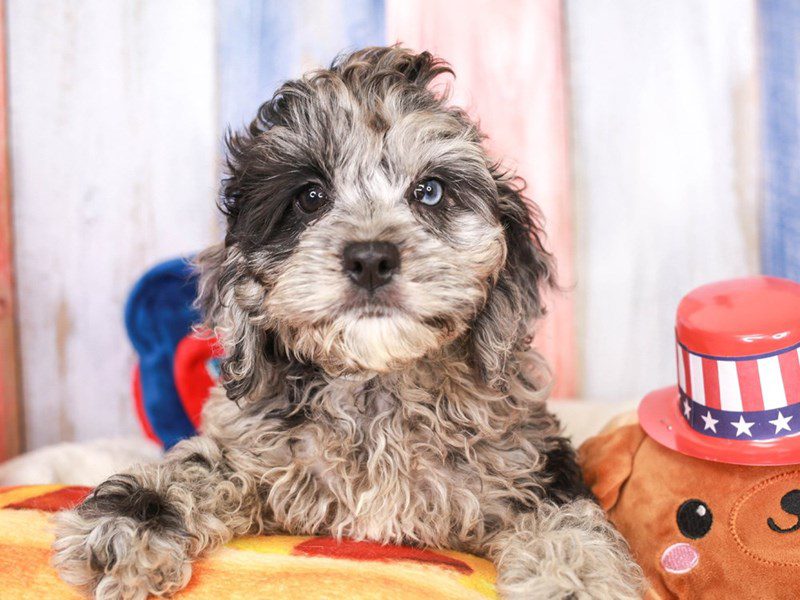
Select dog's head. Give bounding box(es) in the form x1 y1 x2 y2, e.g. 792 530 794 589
199 46 552 401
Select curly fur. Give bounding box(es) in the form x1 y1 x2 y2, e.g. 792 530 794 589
53 46 644 599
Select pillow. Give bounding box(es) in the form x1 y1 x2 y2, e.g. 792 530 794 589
0 486 497 599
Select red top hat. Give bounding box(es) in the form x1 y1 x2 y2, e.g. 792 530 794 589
639 276 800 466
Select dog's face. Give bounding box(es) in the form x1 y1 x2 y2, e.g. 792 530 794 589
200 47 551 398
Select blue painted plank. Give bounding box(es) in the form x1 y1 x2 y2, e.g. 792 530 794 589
218 0 385 134
760 0 800 281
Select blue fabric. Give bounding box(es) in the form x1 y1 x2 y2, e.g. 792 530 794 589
125 258 200 448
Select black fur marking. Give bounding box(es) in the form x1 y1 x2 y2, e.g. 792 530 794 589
540 436 594 505
79 475 184 531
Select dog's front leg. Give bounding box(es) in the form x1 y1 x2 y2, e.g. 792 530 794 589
53 435 264 599
487 498 644 600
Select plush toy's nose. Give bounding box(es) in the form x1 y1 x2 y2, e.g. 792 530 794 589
780 490 800 516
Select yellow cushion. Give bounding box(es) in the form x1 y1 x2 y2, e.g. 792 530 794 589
0 486 497 599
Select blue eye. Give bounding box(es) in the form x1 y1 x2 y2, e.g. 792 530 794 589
412 179 444 206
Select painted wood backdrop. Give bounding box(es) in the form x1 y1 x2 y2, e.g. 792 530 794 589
7 0 219 451
2 0 798 451
0 0 22 459
760 0 800 284
567 0 761 400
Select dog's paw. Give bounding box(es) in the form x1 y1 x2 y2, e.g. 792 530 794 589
492 501 644 600
53 505 191 599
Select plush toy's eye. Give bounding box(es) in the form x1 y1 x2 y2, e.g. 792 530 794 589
296 185 328 214
412 179 444 206
676 499 713 539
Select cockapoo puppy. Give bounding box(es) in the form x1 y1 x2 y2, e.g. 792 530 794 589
53 47 643 599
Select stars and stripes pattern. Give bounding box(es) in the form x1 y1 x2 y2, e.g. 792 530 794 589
677 340 800 440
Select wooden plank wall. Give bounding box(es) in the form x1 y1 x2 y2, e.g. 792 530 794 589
7 1 219 449
0 0 22 460
387 0 577 396
760 0 800 282
218 0 385 135
566 0 761 400
2 1 784 449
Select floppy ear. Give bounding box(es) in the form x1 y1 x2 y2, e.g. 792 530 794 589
195 243 276 403
468 174 554 390
579 423 647 512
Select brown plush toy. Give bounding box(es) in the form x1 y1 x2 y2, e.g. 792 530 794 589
580 277 800 600
580 422 800 599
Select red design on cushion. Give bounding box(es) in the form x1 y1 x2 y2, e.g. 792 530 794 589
7 486 92 512
293 537 473 574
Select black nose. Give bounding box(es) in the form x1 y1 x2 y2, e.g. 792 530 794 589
781 490 800 516
342 241 400 291
768 489 800 534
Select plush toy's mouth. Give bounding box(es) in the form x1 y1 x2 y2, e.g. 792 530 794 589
661 542 699 574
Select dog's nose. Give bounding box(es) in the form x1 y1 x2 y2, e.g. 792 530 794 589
342 241 400 291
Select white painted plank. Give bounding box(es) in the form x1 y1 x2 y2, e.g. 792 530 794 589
567 0 760 399
7 0 219 449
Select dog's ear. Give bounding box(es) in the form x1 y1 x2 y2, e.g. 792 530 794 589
195 243 275 403
195 242 229 330
468 173 554 390
579 423 646 512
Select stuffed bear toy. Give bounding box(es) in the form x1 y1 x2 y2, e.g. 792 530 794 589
580 276 800 600
580 420 800 599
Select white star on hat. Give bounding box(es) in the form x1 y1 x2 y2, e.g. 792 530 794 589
701 411 718 433
683 399 692 420
769 411 793 434
731 415 755 437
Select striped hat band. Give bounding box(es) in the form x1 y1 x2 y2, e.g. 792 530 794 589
677 340 800 441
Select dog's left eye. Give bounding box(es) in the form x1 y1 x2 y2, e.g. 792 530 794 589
412 179 444 206
296 185 328 214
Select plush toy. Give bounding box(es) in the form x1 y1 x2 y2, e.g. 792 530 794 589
580 276 800 600
125 258 220 448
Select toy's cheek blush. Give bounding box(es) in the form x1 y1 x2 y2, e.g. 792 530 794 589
660 543 699 574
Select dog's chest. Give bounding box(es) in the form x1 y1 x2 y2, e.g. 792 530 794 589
271 383 487 544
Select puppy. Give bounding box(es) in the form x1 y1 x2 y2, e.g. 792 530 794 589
53 47 643 599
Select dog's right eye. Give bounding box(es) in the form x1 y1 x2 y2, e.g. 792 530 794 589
295 185 328 214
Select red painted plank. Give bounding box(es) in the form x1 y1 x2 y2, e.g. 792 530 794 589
387 0 576 395
0 0 23 460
